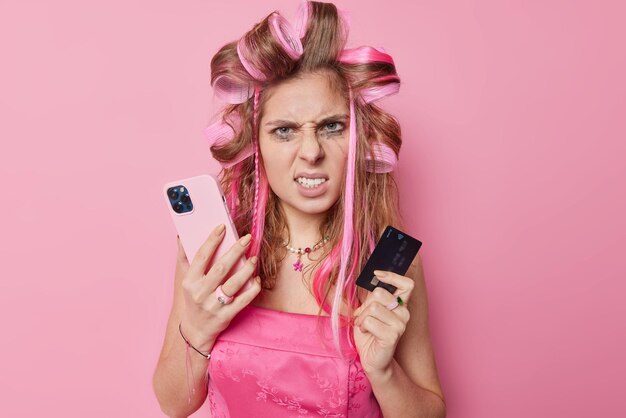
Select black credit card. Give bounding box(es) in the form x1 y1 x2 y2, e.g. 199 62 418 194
355 225 422 294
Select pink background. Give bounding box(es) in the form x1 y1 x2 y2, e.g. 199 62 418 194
1 0 624 416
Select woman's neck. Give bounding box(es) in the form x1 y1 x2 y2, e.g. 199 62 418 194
280 204 328 249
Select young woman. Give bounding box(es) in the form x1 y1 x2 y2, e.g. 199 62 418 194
153 2 446 417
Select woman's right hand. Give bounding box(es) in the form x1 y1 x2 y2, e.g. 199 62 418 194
176 224 262 351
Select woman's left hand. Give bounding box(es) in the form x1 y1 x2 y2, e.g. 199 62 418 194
353 270 414 378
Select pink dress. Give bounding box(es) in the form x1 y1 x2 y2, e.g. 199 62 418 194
207 304 383 418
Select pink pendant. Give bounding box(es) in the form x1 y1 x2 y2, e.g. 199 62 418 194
293 258 303 272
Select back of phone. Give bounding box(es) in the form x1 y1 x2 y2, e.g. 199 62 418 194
163 174 244 273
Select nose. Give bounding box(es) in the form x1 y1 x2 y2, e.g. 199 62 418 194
298 130 324 164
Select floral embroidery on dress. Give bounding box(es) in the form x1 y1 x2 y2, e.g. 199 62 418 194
207 307 383 417
212 344 374 417
241 367 255 377
315 408 345 418
213 343 242 382
207 383 228 418
347 359 368 411
256 377 310 415
311 369 347 415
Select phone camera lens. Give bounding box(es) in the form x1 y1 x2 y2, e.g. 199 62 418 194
181 194 190 203
174 202 184 213
169 190 179 200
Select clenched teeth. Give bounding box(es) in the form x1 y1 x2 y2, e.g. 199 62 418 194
295 177 327 188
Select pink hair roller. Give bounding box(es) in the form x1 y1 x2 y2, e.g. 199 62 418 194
236 12 303 83
360 74 401 103
236 39 268 81
365 142 398 173
293 0 350 44
268 12 304 59
338 46 395 65
212 74 255 104
204 112 255 168
293 0 310 39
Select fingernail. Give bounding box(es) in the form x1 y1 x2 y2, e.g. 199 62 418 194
214 224 226 236
239 234 252 247
255 276 261 284
374 270 387 277
249 256 258 265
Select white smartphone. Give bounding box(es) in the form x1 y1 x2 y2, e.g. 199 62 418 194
163 174 249 288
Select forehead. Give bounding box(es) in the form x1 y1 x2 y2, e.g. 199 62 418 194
260 72 348 121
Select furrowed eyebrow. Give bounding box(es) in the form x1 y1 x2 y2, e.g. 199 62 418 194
317 114 349 125
264 119 296 127
264 114 349 127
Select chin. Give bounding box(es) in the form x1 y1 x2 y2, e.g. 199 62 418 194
284 197 338 216
294 202 334 215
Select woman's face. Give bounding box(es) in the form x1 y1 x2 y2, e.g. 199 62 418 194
259 71 349 218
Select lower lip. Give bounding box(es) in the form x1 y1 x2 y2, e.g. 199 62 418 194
294 179 329 197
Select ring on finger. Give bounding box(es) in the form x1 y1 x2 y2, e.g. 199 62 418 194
386 296 404 311
216 285 234 305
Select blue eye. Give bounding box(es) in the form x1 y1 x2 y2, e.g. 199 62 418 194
272 127 294 140
323 121 344 134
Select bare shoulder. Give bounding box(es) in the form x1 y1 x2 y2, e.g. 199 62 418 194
395 252 446 403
